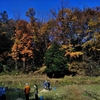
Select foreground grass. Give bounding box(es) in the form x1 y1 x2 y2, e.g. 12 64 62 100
39 84 100 100
0 74 100 100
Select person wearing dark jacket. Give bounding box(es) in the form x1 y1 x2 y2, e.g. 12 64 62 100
2 87 6 100
33 84 38 100
47 80 50 90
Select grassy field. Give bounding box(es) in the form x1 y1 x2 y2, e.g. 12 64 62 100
0 74 100 100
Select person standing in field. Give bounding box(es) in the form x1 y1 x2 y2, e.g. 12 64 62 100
2 87 6 100
24 83 30 100
43 80 48 89
33 84 38 100
0 87 3 100
47 80 51 90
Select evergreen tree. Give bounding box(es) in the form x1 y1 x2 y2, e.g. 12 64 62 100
44 42 68 78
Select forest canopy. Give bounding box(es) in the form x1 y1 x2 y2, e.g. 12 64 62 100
0 3 100 77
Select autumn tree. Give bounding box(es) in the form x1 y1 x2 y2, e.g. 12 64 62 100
11 20 34 70
0 4 100 75
26 8 47 67
40 1 100 76
82 7 100 61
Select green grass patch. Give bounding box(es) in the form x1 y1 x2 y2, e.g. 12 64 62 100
0 75 100 100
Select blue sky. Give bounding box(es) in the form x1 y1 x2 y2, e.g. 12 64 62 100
0 0 100 21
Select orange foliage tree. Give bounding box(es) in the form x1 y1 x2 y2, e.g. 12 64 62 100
26 8 47 66
11 20 34 70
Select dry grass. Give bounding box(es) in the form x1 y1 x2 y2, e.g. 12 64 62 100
0 74 100 100
0 74 100 88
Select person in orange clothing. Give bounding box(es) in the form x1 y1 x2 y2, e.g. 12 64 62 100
24 83 30 100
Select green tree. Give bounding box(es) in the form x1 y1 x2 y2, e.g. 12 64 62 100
44 42 68 78
0 11 15 72
0 11 8 22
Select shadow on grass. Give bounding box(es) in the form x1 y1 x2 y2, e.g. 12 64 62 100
6 87 40 100
6 87 25 100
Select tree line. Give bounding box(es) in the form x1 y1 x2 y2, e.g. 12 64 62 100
0 4 100 77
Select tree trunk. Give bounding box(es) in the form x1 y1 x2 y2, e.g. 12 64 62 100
15 60 17 70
